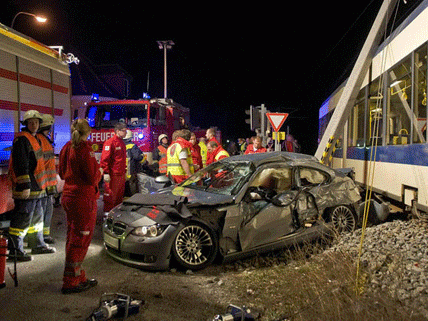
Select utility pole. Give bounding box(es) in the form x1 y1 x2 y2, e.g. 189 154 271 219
156 40 174 99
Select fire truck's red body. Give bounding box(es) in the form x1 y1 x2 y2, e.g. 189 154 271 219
85 98 190 160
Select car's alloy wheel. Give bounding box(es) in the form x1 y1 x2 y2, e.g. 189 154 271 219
172 223 217 270
331 205 356 233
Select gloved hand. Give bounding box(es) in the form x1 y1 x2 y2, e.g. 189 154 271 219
21 189 30 199
103 174 111 183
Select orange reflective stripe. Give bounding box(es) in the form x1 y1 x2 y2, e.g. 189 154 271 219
37 134 57 187
158 145 168 174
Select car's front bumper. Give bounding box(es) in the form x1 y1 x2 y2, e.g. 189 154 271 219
103 221 182 271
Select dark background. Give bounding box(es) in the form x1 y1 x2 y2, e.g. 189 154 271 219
1 0 422 154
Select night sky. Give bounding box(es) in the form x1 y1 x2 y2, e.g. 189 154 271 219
1 0 420 154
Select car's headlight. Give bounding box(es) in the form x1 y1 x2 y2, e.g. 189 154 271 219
131 224 165 237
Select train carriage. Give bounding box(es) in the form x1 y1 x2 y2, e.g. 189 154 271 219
319 0 428 214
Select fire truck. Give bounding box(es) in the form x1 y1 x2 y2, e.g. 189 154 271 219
0 23 72 217
85 98 191 161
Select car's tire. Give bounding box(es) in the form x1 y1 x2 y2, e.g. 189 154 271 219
172 222 218 270
330 205 357 234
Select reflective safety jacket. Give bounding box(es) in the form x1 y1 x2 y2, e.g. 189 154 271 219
157 145 168 174
206 145 230 166
9 130 47 199
167 138 194 183
198 141 207 167
125 140 145 179
244 144 267 154
37 133 57 193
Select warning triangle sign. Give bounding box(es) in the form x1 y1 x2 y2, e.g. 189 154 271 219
266 113 288 132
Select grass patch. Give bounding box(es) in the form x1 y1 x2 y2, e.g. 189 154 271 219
222 241 423 321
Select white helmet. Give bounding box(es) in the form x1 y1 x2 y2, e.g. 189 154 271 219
22 110 43 123
124 129 133 140
158 134 168 143
40 114 54 129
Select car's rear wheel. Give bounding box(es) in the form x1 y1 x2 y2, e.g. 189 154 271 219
172 222 218 270
330 205 356 233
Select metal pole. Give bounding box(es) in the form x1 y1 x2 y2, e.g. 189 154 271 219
261 104 266 146
163 46 167 98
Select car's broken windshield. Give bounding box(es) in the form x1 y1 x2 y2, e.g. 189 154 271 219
179 161 253 195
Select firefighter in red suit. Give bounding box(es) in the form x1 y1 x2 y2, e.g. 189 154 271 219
206 141 230 166
205 127 219 165
100 123 127 214
59 119 102 294
189 132 203 171
244 136 267 154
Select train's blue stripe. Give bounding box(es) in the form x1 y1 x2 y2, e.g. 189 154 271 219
334 144 428 166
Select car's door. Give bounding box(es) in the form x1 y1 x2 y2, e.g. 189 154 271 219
294 166 330 223
238 165 296 251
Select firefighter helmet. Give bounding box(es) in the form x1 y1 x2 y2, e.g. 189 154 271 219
40 114 55 129
158 134 168 143
124 129 133 140
22 110 43 123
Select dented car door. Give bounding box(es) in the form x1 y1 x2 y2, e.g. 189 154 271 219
238 165 296 251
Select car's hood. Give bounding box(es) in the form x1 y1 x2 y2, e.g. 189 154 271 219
109 188 234 227
157 185 235 207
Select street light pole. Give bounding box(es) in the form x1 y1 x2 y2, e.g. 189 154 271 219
11 12 47 29
157 40 174 99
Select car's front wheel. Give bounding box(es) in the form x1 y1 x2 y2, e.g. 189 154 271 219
330 205 357 233
172 222 218 270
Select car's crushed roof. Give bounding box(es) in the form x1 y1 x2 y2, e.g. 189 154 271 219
221 152 319 167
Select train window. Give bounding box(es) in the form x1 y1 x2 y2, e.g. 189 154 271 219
414 44 427 144
388 57 412 145
348 88 366 147
368 77 384 146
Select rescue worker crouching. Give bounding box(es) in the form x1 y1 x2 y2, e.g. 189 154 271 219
206 141 230 166
8 110 56 262
37 113 57 244
167 129 194 184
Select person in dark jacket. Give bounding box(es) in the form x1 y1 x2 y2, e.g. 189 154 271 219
8 110 56 262
123 129 145 196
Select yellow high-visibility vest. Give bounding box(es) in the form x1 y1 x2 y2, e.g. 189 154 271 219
215 150 229 161
198 141 207 167
167 143 194 177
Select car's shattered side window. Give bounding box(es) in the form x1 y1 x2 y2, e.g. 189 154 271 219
299 167 329 187
249 167 292 194
180 162 253 195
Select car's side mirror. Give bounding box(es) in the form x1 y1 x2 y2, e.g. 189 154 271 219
155 175 173 187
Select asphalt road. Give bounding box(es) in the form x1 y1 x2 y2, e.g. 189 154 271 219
0 199 228 321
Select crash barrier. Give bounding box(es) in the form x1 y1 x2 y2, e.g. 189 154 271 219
87 293 143 320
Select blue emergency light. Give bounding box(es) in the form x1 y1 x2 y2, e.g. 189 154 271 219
91 93 100 102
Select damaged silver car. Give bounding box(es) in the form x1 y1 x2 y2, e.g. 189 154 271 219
103 152 361 271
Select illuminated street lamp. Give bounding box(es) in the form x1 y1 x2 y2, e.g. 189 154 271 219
157 40 174 99
11 12 47 29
